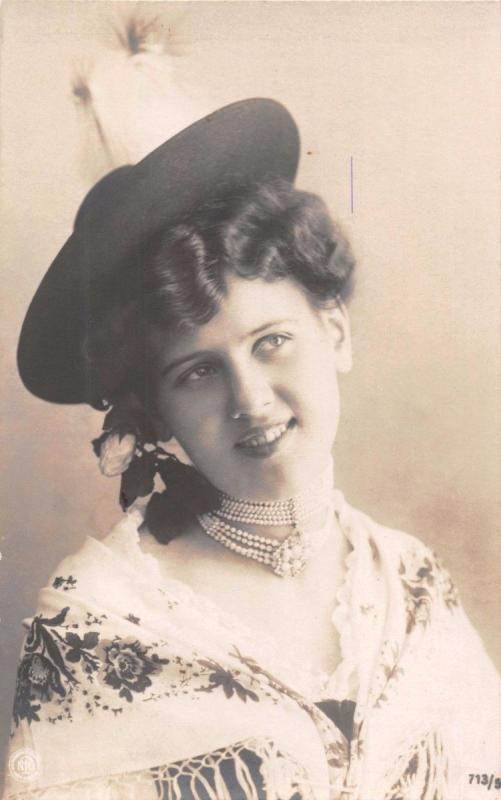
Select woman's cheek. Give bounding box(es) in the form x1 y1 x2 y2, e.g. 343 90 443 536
175 391 223 444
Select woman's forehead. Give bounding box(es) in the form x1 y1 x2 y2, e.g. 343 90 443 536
219 273 315 323
150 275 318 357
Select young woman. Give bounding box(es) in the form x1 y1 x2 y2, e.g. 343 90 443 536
5 100 498 800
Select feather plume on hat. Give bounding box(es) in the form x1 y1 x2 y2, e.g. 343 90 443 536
72 16 213 180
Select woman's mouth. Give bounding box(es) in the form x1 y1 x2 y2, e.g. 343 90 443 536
235 419 296 458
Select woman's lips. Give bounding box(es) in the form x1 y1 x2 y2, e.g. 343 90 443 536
235 419 296 457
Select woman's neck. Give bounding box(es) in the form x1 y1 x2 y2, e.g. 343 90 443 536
212 458 335 542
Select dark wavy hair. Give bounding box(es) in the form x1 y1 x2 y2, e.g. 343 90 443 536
86 179 356 540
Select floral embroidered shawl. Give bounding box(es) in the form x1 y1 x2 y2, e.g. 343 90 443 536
3 493 499 799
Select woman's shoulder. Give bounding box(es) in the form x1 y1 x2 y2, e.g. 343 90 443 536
340 492 439 557
50 508 143 574
24 509 150 627
339 493 461 608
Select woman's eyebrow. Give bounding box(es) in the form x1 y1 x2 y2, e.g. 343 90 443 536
246 318 297 339
161 350 212 378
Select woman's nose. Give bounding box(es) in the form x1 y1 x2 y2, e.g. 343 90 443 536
227 364 274 420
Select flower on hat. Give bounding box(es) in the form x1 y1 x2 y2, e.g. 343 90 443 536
99 432 136 477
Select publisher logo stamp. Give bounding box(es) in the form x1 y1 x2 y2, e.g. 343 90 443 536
8 748 40 783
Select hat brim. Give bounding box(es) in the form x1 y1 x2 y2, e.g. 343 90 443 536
17 98 300 405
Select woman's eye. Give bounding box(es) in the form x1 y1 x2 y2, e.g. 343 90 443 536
255 333 291 353
181 364 218 383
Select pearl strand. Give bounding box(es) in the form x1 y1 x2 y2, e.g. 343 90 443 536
197 512 310 577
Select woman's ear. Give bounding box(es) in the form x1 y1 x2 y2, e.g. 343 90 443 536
320 301 352 373
151 412 194 466
161 437 194 466
151 411 172 443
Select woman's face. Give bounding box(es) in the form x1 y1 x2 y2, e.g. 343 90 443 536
149 274 351 500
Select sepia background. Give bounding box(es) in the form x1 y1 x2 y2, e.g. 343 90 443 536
0 0 499 782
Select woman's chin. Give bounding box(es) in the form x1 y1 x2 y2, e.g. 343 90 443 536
217 451 331 501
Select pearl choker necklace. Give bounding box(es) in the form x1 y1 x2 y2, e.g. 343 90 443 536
197 464 334 577
215 464 333 526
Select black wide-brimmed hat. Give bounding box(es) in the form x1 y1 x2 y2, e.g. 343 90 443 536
17 98 300 406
